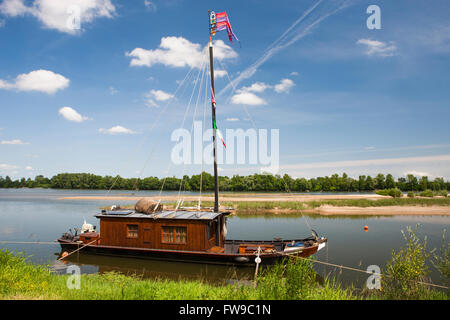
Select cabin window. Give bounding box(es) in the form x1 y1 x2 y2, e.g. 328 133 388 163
127 224 139 238
162 226 187 244
207 221 216 239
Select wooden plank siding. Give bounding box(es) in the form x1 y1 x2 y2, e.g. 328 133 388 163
99 217 217 252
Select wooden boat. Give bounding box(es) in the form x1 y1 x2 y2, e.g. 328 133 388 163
58 209 327 266
57 10 327 266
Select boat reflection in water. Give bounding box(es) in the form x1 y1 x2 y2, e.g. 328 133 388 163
55 250 324 286
56 251 257 284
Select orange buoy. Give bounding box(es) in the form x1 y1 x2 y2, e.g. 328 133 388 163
364 226 369 232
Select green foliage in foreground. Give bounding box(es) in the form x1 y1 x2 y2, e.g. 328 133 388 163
1 231 448 301
0 250 354 300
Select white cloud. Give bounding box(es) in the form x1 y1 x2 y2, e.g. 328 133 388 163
126 37 237 69
0 0 116 34
290 71 299 76
231 92 267 106
109 86 118 95
25 166 33 171
58 106 90 122
274 78 295 93
283 154 450 170
0 139 29 145
99 126 137 135
240 82 272 93
147 89 173 101
0 164 19 171
0 69 69 94
214 70 228 78
357 39 397 57
144 0 156 11
145 89 173 107
226 118 240 122
405 170 431 177
231 78 295 105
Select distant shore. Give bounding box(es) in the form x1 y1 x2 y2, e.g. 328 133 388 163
59 193 450 216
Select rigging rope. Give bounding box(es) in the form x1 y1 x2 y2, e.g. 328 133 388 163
215 58 315 235
198 69 210 209
155 53 208 209
105 64 197 195
175 59 208 210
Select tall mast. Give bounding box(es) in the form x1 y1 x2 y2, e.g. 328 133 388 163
208 10 219 213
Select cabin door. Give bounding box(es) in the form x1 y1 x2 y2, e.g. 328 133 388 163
142 224 152 246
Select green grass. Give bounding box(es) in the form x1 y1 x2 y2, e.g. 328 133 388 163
1 249 447 300
304 198 450 208
101 198 450 215
0 249 354 300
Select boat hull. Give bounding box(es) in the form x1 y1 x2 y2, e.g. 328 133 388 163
58 238 326 267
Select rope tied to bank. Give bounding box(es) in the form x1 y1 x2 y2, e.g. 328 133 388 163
57 239 98 261
285 253 449 290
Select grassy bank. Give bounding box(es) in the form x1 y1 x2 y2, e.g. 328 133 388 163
0 250 355 300
105 198 450 212
1 224 448 300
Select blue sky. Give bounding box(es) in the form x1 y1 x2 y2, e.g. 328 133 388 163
0 0 450 180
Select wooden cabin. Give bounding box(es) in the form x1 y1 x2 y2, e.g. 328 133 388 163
94 210 229 252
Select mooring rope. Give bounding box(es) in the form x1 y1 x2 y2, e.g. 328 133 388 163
57 239 98 261
0 241 58 245
287 253 449 290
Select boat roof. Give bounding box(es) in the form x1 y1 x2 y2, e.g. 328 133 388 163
95 209 228 221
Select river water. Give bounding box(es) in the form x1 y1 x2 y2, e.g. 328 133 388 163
0 188 448 288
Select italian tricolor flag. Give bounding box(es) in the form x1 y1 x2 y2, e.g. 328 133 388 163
213 121 226 149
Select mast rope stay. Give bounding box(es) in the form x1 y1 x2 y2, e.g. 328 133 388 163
175 58 208 211
105 64 197 195
214 57 316 236
154 53 207 211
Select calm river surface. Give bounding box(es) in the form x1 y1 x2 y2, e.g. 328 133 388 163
1 188 449 288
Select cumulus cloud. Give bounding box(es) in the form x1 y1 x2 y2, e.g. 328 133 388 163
109 86 118 95
1 139 29 145
0 69 69 94
240 82 272 93
231 92 267 106
144 0 156 11
145 89 174 107
274 78 295 93
357 39 397 57
99 125 137 135
0 163 19 171
214 70 228 78
58 106 90 122
231 78 295 105
126 37 237 69
0 0 116 34
405 170 431 177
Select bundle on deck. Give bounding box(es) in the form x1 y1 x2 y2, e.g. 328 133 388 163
135 198 163 214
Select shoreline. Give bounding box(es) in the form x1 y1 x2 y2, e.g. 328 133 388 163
59 194 450 216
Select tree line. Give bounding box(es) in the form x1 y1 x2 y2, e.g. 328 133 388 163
0 172 448 192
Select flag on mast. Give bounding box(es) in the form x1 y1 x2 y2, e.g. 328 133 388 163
210 11 239 43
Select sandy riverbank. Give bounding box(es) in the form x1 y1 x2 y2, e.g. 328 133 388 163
59 193 450 216
59 193 388 202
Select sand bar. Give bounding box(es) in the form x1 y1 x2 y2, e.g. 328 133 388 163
58 193 450 216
